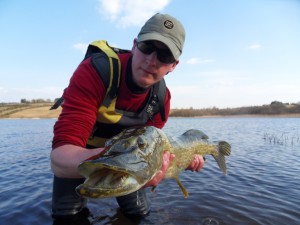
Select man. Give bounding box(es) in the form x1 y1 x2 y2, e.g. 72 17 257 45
50 13 205 220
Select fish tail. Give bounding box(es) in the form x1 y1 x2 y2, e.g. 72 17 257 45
212 141 231 175
218 141 231 156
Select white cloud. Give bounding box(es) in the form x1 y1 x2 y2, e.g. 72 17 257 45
97 0 171 28
73 43 88 54
200 70 248 77
186 58 214 65
248 43 262 50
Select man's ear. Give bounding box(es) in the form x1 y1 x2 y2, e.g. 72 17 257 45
132 38 138 51
168 60 179 73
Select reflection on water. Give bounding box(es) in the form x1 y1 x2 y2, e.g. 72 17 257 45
0 117 299 225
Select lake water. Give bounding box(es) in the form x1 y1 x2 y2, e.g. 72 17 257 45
0 117 299 225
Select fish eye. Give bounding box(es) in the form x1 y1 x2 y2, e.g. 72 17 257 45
137 137 147 149
138 142 146 149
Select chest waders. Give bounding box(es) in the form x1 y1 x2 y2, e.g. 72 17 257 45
52 41 166 219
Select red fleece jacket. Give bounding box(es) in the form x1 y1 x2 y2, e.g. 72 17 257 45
52 53 171 149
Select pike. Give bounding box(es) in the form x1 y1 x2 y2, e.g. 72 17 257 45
76 126 231 198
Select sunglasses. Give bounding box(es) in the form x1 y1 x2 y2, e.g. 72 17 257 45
136 41 176 64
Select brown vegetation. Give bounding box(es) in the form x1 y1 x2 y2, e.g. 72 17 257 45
1 100 300 118
0 103 61 118
170 101 300 117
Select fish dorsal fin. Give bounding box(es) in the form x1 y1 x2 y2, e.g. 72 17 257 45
182 129 209 140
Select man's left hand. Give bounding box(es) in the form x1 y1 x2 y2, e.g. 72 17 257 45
186 155 205 172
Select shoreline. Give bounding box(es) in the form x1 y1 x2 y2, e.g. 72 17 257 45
1 106 61 119
171 113 300 118
1 106 300 119
1 104 300 119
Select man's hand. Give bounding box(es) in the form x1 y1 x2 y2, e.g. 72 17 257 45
186 155 205 172
144 151 175 188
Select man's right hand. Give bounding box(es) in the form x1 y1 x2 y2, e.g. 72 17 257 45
50 144 105 178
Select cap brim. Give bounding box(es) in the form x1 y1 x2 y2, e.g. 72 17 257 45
138 33 181 60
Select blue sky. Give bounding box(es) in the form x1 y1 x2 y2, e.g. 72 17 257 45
1 0 299 108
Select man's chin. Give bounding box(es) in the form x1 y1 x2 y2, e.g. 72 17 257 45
136 79 153 89
132 73 155 88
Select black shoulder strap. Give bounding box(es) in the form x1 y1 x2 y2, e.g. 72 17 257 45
90 53 120 107
89 41 122 107
50 40 123 110
150 79 167 121
49 95 65 110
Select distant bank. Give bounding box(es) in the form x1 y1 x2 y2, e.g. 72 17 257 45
0 103 61 119
1 102 300 119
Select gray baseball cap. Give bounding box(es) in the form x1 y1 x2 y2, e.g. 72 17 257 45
137 13 185 60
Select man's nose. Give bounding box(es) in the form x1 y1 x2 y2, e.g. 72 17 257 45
145 51 158 65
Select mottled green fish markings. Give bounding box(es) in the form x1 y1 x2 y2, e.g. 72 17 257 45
76 126 231 198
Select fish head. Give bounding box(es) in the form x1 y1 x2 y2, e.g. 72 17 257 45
76 126 168 198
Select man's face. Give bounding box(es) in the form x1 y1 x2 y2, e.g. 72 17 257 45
131 39 178 89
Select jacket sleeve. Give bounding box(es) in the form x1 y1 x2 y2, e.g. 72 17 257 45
52 58 106 149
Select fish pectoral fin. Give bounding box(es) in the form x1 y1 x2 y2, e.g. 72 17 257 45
174 176 189 198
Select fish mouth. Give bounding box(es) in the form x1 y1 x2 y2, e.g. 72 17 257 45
76 165 141 198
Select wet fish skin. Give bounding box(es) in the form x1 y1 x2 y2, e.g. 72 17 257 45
164 129 231 197
76 126 168 198
76 126 231 198
166 129 230 177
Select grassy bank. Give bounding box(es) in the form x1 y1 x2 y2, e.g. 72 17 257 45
1 102 300 119
0 103 61 119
